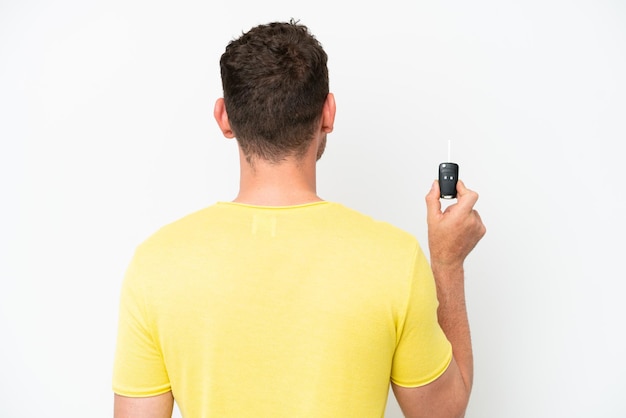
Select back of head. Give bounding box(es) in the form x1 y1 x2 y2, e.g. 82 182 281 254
219 20 329 163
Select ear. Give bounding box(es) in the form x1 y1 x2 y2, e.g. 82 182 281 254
214 98 235 138
321 93 336 134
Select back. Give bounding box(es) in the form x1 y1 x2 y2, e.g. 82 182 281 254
113 201 451 417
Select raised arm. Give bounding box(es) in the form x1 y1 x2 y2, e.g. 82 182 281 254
392 180 486 418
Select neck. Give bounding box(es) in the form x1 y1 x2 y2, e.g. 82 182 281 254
233 148 321 206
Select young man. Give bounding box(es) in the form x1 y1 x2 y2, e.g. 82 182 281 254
113 20 486 418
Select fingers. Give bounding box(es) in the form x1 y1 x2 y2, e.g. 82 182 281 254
454 180 479 213
453 181 485 236
426 179 482 221
425 180 442 222
471 209 487 237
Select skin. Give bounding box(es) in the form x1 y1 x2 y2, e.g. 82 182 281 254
114 392 173 418
114 92 486 417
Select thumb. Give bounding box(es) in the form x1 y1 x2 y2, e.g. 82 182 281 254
425 180 442 222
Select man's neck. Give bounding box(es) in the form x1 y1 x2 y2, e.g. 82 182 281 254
234 150 321 207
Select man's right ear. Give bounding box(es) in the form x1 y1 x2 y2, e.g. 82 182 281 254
214 98 235 138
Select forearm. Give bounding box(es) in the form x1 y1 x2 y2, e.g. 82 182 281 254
432 263 473 394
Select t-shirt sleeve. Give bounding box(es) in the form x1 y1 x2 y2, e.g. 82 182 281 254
112 250 171 397
390 246 453 387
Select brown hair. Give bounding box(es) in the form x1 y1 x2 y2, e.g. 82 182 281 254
219 20 329 163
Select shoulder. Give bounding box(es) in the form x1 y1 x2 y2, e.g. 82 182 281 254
327 202 418 243
134 204 223 254
320 203 423 269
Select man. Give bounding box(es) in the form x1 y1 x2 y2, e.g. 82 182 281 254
113 20 486 417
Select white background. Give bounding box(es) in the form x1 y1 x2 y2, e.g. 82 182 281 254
1 0 625 417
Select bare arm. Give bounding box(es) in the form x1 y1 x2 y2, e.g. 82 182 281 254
114 392 174 418
393 180 486 418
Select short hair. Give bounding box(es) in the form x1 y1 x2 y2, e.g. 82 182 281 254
219 20 329 163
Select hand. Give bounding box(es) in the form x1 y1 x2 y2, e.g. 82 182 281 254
425 180 486 272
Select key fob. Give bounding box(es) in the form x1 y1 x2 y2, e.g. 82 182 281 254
439 162 459 199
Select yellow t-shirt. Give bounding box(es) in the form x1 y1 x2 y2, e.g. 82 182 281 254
113 201 452 417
